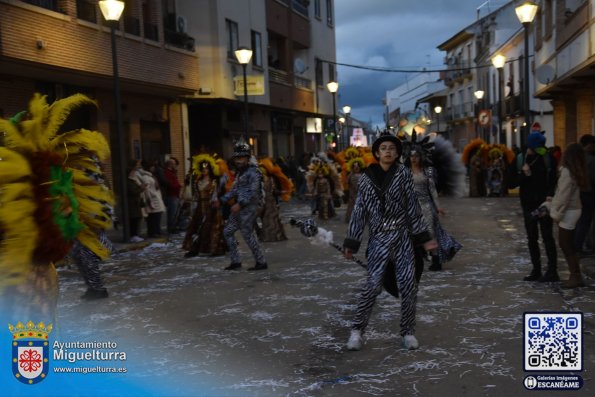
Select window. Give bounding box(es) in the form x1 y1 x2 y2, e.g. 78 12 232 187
251 31 263 67
142 0 159 41
326 0 334 26
76 0 96 23
226 19 239 59
328 62 335 83
315 0 321 18
544 0 553 38
23 0 58 12
315 58 323 86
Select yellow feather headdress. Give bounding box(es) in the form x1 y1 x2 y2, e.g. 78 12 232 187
258 157 294 202
0 93 114 290
192 153 221 177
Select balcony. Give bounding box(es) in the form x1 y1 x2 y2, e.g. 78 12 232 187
504 95 522 117
294 75 312 90
269 68 290 85
556 1 589 50
164 29 195 51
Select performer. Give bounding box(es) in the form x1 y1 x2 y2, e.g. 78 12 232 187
0 93 114 320
215 141 268 271
343 131 437 351
344 156 365 223
405 142 462 272
257 157 293 242
183 153 226 257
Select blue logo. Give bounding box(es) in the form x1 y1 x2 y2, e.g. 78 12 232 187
8 321 53 385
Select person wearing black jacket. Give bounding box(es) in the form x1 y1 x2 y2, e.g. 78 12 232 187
518 132 558 282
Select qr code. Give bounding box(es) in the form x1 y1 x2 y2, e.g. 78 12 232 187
524 312 582 371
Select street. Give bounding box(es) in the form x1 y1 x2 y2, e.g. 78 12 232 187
54 196 594 397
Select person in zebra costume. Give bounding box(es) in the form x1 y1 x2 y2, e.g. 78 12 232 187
343 131 437 351
215 140 268 271
70 231 112 299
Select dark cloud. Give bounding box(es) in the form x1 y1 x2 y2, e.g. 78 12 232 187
336 0 495 127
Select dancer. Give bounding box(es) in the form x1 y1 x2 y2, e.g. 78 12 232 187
0 93 114 320
344 157 365 223
405 141 462 272
183 153 226 257
343 131 437 351
215 140 267 271
257 157 293 242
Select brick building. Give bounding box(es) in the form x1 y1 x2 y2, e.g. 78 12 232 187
0 0 199 197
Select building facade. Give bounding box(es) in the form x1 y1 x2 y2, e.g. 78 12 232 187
184 0 337 161
0 0 199 198
533 0 595 148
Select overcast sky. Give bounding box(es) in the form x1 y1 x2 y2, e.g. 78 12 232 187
335 0 505 128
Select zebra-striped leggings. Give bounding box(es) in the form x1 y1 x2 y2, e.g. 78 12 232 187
71 241 105 291
223 206 266 265
353 232 418 336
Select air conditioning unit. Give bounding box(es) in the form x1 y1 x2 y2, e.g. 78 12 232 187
176 16 187 33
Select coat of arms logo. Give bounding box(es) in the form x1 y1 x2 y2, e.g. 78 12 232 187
8 321 53 384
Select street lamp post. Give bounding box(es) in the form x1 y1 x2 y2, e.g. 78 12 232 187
235 47 253 142
342 105 351 149
99 0 128 242
326 81 339 152
492 54 506 145
434 105 442 132
516 1 539 148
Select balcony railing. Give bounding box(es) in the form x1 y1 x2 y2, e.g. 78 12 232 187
504 95 522 117
556 1 589 50
164 29 195 51
292 0 309 17
294 76 311 90
269 68 290 85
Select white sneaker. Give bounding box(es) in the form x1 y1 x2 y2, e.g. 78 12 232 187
403 335 419 350
130 236 144 243
347 329 363 351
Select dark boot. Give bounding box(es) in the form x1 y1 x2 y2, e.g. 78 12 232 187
184 250 198 258
248 262 268 271
539 266 560 282
428 255 442 271
523 267 541 281
224 263 242 270
81 288 108 300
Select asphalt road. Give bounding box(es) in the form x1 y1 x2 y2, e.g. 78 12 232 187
54 196 595 397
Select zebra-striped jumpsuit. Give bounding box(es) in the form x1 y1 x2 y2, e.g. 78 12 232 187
220 164 266 265
343 163 431 337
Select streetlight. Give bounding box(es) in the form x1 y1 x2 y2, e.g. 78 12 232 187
99 0 128 242
434 105 442 132
342 105 351 149
516 1 539 148
492 54 506 145
326 81 339 152
234 46 253 142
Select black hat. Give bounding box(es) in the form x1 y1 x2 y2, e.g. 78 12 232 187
372 131 402 160
232 139 251 158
